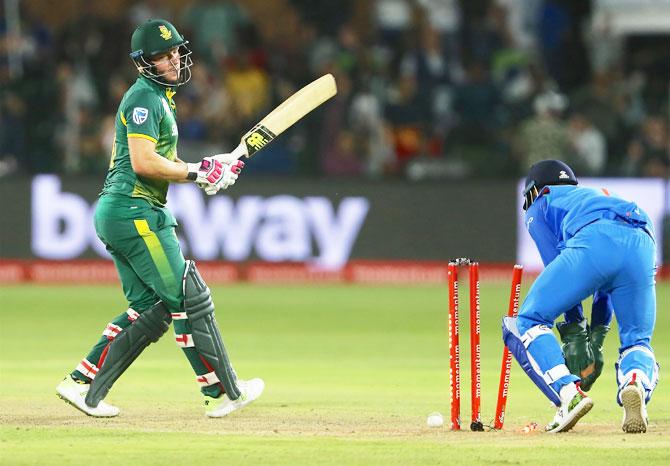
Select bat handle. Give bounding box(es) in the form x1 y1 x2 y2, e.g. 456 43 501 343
231 142 248 160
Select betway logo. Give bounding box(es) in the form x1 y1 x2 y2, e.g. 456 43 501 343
31 175 369 268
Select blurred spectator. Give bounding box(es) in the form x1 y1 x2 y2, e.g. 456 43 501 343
452 61 500 143
0 67 23 176
180 0 249 67
374 0 413 47
385 74 430 170
128 0 174 27
570 70 624 148
55 62 99 173
416 0 462 80
567 112 606 176
515 90 569 169
349 80 395 178
623 116 669 178
538 0 591 90
3 0 667 181
77 105 107 174
494 0 541 51
57 1 128 103
223 49 270 127
463 2 509 65
584 10 623 74
178 96 209 142
319 72 364 177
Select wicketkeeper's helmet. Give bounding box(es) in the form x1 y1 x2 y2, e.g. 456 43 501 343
522 159 578 210
129 19 193 86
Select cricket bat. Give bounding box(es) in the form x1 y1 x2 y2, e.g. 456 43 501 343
229 73 337 160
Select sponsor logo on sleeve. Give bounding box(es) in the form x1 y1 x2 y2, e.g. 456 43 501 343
132 107 149 124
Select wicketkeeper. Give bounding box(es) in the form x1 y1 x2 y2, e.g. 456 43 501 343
503 160 659 433
56 19 264 417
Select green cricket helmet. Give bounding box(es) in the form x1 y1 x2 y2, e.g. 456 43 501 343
129 19 193 86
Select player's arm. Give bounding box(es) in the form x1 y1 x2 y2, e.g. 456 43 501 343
123 91 242 191
527 200 595 386
526 199 584 322
128 136 189 182
129 137 244 192
525 200 561 266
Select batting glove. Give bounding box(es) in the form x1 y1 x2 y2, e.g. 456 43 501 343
186 157 224 187
201 160 245 195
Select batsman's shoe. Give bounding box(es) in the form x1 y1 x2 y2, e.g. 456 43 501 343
56 376 120 418
545 386 593 433
621 379 648 433
205 378 265 418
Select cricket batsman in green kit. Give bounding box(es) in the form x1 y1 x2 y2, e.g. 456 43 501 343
56 19 264 418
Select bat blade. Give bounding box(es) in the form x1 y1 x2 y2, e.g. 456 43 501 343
235 74 337 158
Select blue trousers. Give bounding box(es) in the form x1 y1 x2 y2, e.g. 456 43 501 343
517 219 657 394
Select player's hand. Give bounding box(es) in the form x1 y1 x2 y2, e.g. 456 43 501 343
201 160 245 195
581 324 610 391
557 319 596 390
186 157 224 187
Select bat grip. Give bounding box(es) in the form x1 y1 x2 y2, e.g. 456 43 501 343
231 142 248 160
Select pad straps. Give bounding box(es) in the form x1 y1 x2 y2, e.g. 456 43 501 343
86 301 171 407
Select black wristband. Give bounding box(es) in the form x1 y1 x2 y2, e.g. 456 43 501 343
186 171 197 181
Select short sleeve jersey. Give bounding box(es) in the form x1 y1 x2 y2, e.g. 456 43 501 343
101 76 179 206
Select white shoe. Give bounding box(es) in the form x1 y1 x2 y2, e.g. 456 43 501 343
205 378 264 418
545 384 593 433
56 376 120 417
621 380 648 433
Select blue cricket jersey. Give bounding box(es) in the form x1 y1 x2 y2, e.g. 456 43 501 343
524 184 654 324
525 185 654 264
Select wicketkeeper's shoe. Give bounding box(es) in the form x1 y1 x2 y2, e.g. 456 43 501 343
545 384 593 433
56 376 120 418
621 379 648 433
204 378 265 418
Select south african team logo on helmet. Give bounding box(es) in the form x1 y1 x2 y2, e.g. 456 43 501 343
129 19 193 87
159 25 172 41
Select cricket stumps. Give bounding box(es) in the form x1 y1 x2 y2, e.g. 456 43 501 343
448 259 523 431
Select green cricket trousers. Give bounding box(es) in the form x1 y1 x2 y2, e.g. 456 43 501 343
71 194 224 397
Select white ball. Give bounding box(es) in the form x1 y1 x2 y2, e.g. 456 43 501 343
426 412 444 428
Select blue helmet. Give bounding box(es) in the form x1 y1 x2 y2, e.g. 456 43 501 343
522 160 578 210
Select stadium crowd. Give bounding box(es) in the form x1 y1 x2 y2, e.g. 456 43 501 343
1 0 668 179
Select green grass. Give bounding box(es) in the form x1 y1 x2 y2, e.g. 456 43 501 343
1 282 668 465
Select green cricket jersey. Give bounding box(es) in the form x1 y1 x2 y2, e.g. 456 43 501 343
102 76 179 206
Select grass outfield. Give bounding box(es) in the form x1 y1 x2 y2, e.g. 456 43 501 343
1 282 668 465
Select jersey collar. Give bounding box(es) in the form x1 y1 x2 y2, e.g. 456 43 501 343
138 75 177 109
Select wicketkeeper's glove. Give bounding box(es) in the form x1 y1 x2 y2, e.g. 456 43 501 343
580 324 610 391
557 318 596 390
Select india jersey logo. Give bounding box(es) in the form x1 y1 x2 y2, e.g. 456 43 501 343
132 107 149 124
159 25 172 41
525 216 534 231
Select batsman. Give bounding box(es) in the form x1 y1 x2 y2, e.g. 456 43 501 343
56 19 264 417
503 160 659 433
